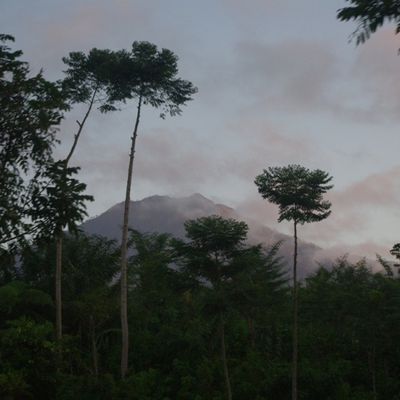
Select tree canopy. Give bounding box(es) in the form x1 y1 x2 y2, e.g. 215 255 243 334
254 165 333 225
109 41 197 117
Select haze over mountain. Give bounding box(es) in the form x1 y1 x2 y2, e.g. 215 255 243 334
81 193 366 278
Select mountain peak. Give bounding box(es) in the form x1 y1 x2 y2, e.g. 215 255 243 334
189 193 210 200
82 193 327 278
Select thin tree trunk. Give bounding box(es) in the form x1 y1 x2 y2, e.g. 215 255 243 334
247 316 256 348
292 221 298 400
369 343 377 400
220 312 232 400
120 96 142 379
55 90 97 341
56 232 63 340
64 88 97 165
90 315 99 376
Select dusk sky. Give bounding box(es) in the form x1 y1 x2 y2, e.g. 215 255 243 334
2 0 400 258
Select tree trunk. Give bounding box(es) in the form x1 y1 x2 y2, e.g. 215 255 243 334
247 316 256 348
369 343 377 400
90 315 99 376
292 221 298 400
56 232 63 340
220 313 232 400
120 96 142 379
64 88 97 165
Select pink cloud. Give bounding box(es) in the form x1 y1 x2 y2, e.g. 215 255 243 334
330 166 400 208
294 166 400 247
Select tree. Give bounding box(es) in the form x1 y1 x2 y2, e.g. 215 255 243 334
61 48 122 164
228 240 288 350
255 164 333 400
1 37 118 340
110 41 197 378
127 231 188 372
337 1 400 44
0 34 67 246
0 36 115 339
52 47 121 341
32 162 93 340
390 243 400 269
174 215 259 400
19 232 120 379
300 258 400 399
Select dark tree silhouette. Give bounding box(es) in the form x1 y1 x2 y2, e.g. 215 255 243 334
174 215 254 400
109 41 197 378
0 34 67 246
255 164 333 400
31 162 93 340
337 0 400 44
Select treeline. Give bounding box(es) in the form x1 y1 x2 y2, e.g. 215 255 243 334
1 222 400 399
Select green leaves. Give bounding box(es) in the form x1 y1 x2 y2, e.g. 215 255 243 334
0 35 68 245
255 164 333 224
62 48 120 111
107 41 198 117
31 161 93 238
63 41 197 120
337 0 400 45
184 215 248 254
390 243 400 268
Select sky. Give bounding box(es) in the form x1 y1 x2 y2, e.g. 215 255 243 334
2 0 400 259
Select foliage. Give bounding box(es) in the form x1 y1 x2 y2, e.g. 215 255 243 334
109 41 198 117
337 0 400 44
115 40 197 378
0 35 67 245
30 162 93 238
62 48 120 110
254 164 333 224
0 317 56 399
390 243 400 268
255 165 333 400
1 227 400 399
2 31 400 400
0 247 18 285
176 215 249 286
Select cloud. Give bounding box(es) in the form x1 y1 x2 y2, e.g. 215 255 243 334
233 39 338 110
331 165 400 208
296 166 400 247
314 241 393 270
219 117 313 184
212 31 400 125
349 28 400 121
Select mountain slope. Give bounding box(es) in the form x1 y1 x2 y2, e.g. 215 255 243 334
82 193 326 278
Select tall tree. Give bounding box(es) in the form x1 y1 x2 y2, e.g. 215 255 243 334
255 164 333 400
0 34 67 246
31 162 93 340
51 48 120 340
109 41 197 378
337 0 400 44
61 48 121 164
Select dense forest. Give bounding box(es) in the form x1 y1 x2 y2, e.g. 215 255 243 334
2 220 400 400
2 2 400 398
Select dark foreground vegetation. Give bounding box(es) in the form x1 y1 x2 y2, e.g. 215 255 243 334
1 226 400 399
